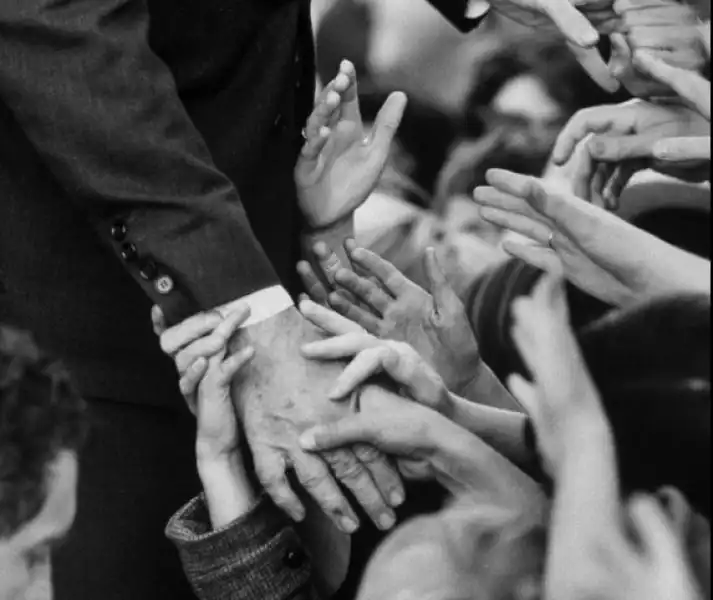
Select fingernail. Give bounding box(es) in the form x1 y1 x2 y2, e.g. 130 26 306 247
379 513 396 530
327 91 340 105
390 491 405 507
652 143 669 159
299 431 317 450
340 517 359 534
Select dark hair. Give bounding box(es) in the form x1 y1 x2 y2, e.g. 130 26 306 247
464 36 630 136
0 325 87 538
578 294 711 518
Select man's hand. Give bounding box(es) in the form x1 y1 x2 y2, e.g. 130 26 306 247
550 98 710 206
608 0 706 97
295 60 407 229
473 168 711 306
325 245 482 396
231 306 405 532
487 0 622 92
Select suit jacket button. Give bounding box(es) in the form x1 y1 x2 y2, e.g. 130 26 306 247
154 275 174 295
139 260 158 281
283 548 305 569
111 221 128 242
120 243 138 262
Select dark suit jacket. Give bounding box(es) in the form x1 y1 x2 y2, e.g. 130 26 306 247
0 0 482 407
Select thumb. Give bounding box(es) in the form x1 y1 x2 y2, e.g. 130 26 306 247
423 247 458 315
368 92 408 161
653 137 711 162
539 0 600 48
568 43 621 93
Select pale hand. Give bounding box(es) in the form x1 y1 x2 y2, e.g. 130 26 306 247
328 245 482 396
473 168 711 307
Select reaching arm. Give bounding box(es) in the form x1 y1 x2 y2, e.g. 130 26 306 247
0 0 279 325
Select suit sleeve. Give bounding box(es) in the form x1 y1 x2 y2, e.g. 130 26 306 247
428 0 490 32
0 0 280 325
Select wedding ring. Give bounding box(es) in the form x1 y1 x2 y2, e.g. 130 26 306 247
547 232 555 250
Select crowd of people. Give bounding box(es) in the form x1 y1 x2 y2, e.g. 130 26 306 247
0 0 710 599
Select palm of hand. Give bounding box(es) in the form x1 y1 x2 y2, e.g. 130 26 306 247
379 288 481 394
627 101 708 138
296 124 383 227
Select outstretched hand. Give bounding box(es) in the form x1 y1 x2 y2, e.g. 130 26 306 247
325 244 482 395
473 168 710 306
295 60 407 229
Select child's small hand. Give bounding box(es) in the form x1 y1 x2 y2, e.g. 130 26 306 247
295 59 407 229
151 304 254 451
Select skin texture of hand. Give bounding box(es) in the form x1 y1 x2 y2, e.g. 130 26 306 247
504 274 702 600
151 304 260 527
300 383 542 505
230 306 405 532
301 333 454 417
608 0 706 97
156 303 405 533
295 60 407 229
487 0 623 92
325 245 482 396
473 168 711 307
550 97 710 205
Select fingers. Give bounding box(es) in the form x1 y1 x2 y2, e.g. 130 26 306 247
353 444 405 508
502 240 562 273
652 136 711 162
634 51 711 119
304 88 341 142
159 310 224 356
423 247 459 317
151 305 167 336
540 0 600 48
297 261 331 305
506 373 540 416
217 346 256 386
333 268 391 314
588 133 658 163
329 293 383 335
328 346 392 399
568 43 622 93
601 161 644 210
321 448 397 531
479 206 553 246
336 59 363 132
628 494 687 561
298 298 366 335
300 415 378 451
313 242 346 285
291 450 361 533
178 356 208 396
551 107 624 165
368 91 408 161
300 126 331 162
301 331 380 363
174 334 229 375
253 451 306 523
348 247 412 296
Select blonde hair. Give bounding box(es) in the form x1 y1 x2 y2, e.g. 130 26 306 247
357 494 546 600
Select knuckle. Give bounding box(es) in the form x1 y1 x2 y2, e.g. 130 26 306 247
353 444 384 466
324 451 366 481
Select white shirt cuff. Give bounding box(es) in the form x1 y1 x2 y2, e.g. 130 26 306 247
216 286 294 328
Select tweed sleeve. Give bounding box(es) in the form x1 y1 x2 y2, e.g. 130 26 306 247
166 495 323 600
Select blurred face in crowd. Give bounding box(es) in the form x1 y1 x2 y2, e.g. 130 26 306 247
0 452 78 600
